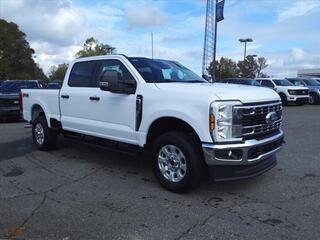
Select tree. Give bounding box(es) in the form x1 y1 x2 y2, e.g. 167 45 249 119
256 57 268 77
75 37 115 58
237 55 259 78
208 57 240 81
48 63 68 81
0 19 47 81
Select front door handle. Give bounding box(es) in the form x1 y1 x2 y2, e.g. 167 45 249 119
61 95 69 99
89 96 100 101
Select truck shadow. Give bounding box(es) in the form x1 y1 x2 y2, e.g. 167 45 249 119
51 135 271 195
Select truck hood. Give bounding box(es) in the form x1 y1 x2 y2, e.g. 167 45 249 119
154 82 280 103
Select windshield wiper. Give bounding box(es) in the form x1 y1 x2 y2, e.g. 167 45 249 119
186 80 207 83
155 80 186 83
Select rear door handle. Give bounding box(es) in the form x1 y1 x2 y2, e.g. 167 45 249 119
61 95 69 99
89 96 100 101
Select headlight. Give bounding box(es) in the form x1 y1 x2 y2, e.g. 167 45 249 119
288 90 296 95
210 101 242 142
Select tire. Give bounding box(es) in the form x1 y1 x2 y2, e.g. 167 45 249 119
279 93 287 106
32 115 57 151
309 93 319 105
152 131 205 193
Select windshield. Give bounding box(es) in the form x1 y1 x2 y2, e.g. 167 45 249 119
129 58 206 83
289 79 305 86
304 79 320 86
273 79 293 86
0 81 38 93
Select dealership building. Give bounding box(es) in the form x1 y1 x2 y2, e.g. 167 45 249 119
297 68 320 78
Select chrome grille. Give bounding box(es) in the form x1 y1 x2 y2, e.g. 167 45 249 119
234 101 282 139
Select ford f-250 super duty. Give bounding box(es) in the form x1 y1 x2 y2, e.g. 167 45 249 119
21 55 284 192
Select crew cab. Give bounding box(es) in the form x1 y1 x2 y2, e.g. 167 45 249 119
21 55 284 192
256 78 309 105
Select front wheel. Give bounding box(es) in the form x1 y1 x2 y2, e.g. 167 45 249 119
32 115 57 151
152 132 205 193
309 93 319 105
279 93 287 106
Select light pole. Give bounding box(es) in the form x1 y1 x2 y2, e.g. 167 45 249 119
239 38 253 60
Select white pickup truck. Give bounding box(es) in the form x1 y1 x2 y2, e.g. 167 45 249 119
21 55 284 192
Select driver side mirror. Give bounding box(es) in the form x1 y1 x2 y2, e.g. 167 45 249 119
99 69 136 94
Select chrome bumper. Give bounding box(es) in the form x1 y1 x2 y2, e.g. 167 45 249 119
202 130 284 166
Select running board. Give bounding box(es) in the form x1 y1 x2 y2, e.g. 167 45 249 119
63 132 141 156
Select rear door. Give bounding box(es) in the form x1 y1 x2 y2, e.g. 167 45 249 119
60 61 99 134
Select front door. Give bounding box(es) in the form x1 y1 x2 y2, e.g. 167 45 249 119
90 59 138 144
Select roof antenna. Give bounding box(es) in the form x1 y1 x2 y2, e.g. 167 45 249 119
151 32 154 60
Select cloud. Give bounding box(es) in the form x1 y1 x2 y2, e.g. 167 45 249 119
277 0 320 22
1 0 85 46
126 4 171 28
0 0 126 73
1 0 319 78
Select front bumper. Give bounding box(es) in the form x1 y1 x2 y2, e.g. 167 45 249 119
202 130 284 166
286 95 309 103
207 155 277 181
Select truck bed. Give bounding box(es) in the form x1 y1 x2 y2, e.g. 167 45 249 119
21 89 61 125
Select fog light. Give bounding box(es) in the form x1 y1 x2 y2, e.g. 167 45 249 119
215 149 242 160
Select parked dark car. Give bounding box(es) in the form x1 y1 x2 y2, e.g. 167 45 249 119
222 78 261 86
0 80 42 121
47 82 62 89
287 78 320 104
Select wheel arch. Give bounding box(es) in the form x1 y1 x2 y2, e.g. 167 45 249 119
31 104 46 123
145 117 202 150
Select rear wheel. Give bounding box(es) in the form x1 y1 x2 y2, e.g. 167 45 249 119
32 115 57 151
152 132 205 193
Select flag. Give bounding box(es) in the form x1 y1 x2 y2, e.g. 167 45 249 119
216 0 225 22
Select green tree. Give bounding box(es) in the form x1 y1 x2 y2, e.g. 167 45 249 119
0 19 47 80
256 57 268 77
237 55 259 78
75 37 115 58
48 63 68 82
208 57 240 81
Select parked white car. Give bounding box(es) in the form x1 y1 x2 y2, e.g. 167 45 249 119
20 55 284 192
256 78 309 105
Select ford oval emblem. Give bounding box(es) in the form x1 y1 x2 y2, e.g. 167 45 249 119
266 112 278 124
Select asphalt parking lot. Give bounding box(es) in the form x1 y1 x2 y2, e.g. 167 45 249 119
0 105 319 240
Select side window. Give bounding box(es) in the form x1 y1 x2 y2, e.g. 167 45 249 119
261 80 274 88
95 60 135 86
68 61 96 87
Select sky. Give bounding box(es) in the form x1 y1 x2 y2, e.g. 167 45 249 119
1 0 320 77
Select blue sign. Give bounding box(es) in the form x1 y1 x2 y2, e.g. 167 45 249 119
216 0 225 22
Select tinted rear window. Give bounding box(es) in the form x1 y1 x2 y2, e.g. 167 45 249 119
0 81 38 93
